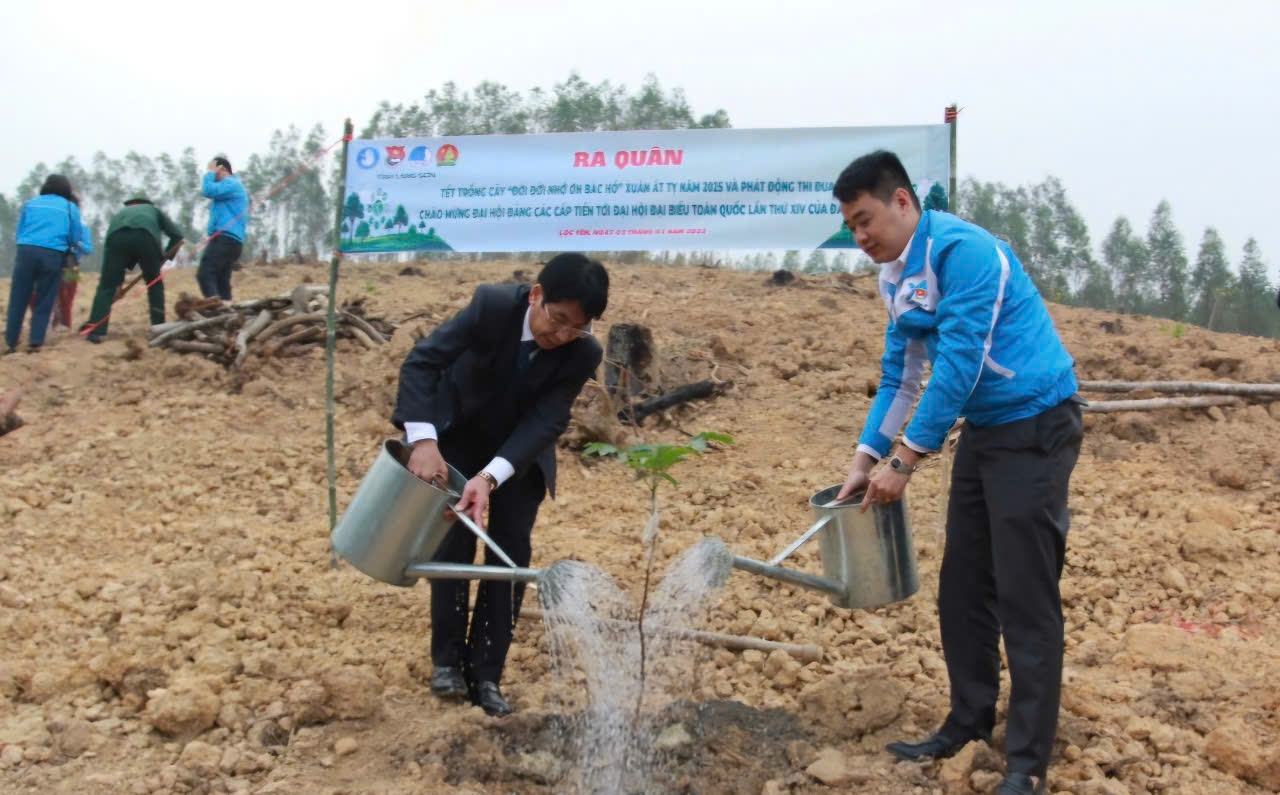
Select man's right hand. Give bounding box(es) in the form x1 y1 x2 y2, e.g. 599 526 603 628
407 440 448 487
835 451 876 503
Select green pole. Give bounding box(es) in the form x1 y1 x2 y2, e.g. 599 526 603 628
947 103 958 212
327 118 353 559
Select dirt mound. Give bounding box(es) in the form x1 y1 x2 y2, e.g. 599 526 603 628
1 260 1278 794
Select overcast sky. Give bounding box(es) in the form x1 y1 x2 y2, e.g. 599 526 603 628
3 0 1275 272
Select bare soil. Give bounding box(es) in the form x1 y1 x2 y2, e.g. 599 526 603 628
1 260 1279 795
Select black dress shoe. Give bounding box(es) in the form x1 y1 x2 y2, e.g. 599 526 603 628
885 728 991 761
429 666 468 699
995 773 1046 794
473 681 512 717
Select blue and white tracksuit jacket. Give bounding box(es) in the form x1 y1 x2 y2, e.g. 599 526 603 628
857 210 1078 459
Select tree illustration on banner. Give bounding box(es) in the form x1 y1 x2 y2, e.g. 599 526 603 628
393 204 409 233
343 192 364 241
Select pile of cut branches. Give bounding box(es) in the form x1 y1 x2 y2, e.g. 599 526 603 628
148 284 395 368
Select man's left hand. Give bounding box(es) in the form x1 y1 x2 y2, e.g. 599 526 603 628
453 475 493 527
860 467 911 512
859 448 919 513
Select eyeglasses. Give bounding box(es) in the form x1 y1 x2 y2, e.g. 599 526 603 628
540 301 592 338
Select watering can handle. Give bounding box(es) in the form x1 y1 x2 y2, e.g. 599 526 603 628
450 505 520 570
767 515 833 567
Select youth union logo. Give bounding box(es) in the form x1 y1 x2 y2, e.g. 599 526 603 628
906 279 928 305
355 147 379 169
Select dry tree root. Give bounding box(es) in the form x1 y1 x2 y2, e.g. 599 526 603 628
149 284 396 369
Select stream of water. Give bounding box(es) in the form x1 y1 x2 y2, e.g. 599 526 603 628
537 536 733 794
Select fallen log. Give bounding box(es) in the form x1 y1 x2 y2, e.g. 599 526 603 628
341 311 386 344
233 309 274 369
1080 380 1280 397
149 314 233 347
346 325 379 350
1081 395 1244 413
275 326 323 348
519 606 822 663
169 340 226 355
231 297 293 314
255 311 328 344
154 284 396 368
149 319 190 336
623 379 732 425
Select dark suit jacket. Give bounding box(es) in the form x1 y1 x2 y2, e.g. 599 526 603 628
392 283 602 498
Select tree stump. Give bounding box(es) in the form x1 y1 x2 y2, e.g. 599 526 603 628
766 269 796 287
0 390 23 438
605 323 657 401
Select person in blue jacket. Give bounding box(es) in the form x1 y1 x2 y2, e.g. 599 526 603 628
831 151 1083 795
197 156 249 301
5 174 92 354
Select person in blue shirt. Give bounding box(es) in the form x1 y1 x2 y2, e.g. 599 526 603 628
197 156 249 301
5 174 92 354
830 151 1083 795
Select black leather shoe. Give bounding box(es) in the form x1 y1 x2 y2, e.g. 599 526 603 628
473 681 512 717
995 773 1046 794
885 728 991 761
429 666 468 699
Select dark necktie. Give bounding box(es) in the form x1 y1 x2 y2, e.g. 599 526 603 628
515 339 538 378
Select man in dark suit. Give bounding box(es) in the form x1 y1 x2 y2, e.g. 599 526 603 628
392 253 609 717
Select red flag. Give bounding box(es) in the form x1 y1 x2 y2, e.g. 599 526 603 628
944 106 958 123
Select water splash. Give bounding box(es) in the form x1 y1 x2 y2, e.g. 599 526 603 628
537 537 732 794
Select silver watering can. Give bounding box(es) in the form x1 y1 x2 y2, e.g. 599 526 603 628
331 441 919 612
722 484 919 610
331 440 544 588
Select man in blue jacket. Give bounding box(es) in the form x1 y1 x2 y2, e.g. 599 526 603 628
831 151 1083 795
197 156 249 301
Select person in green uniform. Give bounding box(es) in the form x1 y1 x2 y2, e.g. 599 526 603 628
83 196 184 343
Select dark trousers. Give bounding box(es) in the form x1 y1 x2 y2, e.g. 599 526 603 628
429 436 545 685
197 235 243 300
6 245 65 350
938 398 1083 779
86 229 165 340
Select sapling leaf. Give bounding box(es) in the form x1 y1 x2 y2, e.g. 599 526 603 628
697 432 734 445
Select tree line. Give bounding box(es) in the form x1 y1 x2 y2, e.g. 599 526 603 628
0 73 729 277
2 73 1275 338
952 177 1277 338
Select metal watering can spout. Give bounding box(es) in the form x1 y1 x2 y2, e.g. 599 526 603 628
723 486 919 610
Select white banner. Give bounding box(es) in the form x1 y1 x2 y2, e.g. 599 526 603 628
339 125 950 253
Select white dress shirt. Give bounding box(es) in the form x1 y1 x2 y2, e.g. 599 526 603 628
402 307 535 487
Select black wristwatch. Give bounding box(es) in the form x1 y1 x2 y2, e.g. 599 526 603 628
888 456 917 475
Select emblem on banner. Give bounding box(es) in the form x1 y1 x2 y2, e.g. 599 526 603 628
355 147 379 169
385 146 407 166
436 144 459 167
409 146 430 162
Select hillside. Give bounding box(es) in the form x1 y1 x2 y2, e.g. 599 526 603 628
1 260 1278 795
